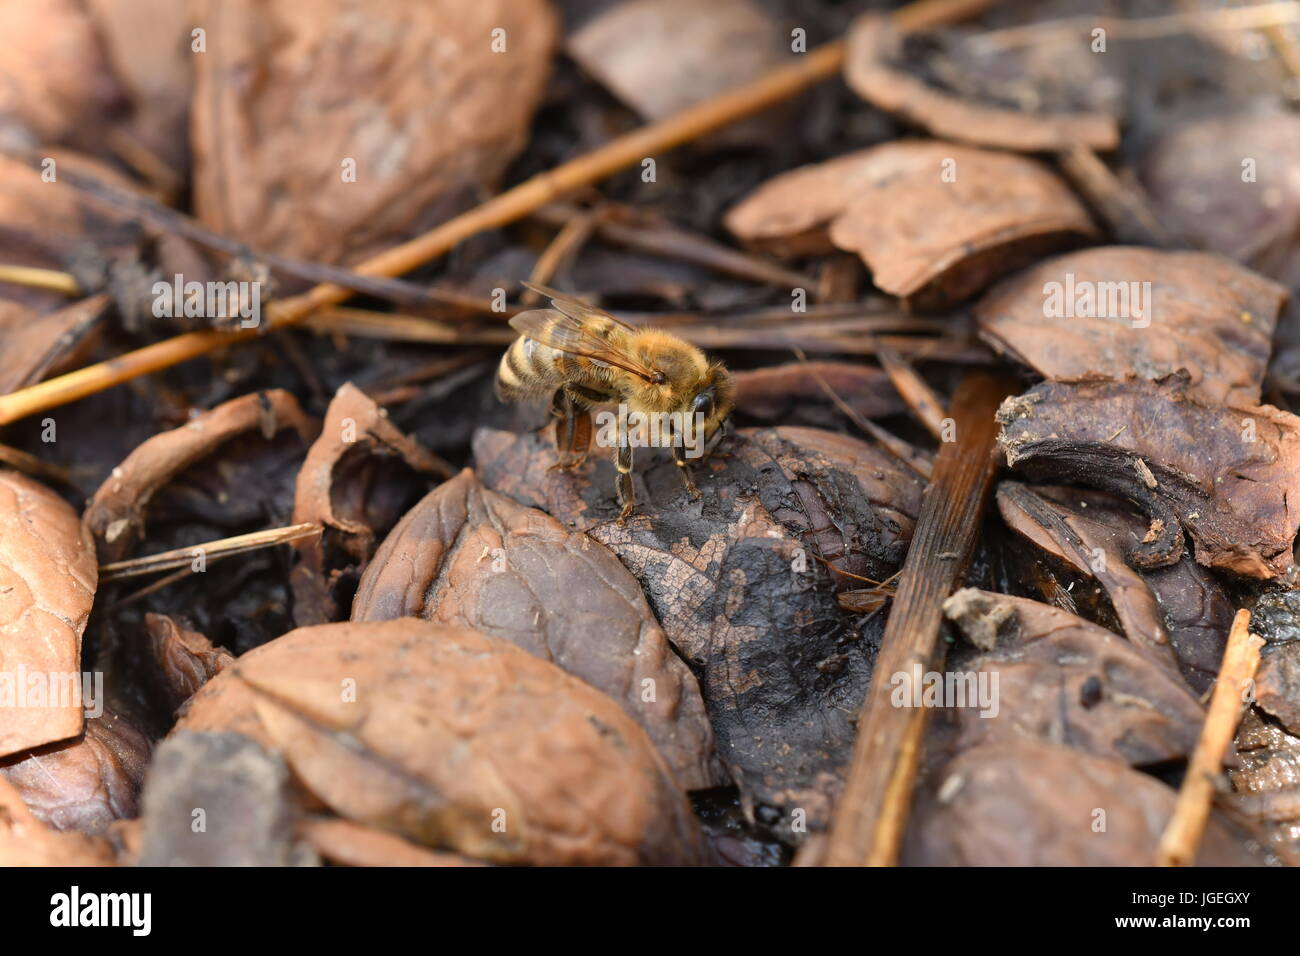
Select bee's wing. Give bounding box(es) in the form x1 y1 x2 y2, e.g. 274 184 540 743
509 308 661 383
521 281 637 332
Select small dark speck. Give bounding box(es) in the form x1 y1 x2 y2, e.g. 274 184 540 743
1080 675 1103 709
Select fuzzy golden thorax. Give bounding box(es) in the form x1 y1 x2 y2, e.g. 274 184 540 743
618 330 734 429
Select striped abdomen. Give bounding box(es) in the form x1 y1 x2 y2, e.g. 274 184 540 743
495 333 611 403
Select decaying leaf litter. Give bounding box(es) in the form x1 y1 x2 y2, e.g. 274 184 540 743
0 0 1299 867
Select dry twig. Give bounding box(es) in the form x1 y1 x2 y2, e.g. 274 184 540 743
1156 609 1264 867
824 371 1016 866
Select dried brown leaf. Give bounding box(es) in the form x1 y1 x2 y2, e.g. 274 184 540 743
901 739 1261 866
298 816 485 867
998 378 1300 579
191 0 557 265
0 775 116 866
220 619 702 865
0 470 97 757
977 247 1287 408
474 424 924 828
352 467 721 791
0 705 150 835
726 141 1095 307
732 361 905 425
0 295 110 396
567 0 788 146
999 483 1235 692
942 590 1203 765
0 0 126 147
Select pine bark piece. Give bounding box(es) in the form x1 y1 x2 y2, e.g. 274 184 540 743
351 468 722 792
0 470 98 757
191 0 557 266
825 371 1015 866
996 482 1180 673
997 378 1300 580
977 247 1287 409
732 361 906 426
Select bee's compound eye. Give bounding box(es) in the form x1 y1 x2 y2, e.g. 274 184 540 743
692 390 715 419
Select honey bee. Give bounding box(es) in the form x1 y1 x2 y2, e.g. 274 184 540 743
496 283 734 522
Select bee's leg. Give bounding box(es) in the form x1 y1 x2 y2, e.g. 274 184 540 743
671 430 702 499
547 389 589 472
616 433 635 524
566 394 593 469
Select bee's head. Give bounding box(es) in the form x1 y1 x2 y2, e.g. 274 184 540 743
685 362 734 454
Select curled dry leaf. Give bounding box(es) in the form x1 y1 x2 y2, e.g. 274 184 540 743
977 247 1287 409
0 705 150 835
0 294 110 396
136 730 314 866
997 482 1178 672
998 483 1234 692
352 467 720 792
291 382 448 627
942 590 1202 765
83 389 318 562
188 619 702 865
143 613 234 713
567 0 787 146
725 141 1095 308
298 816 484 868
732 361 906 426
474 425 924 827
0 775 115 866
0 0 126 148
844 13 1119 152
901 739 1261 866
0 470 98 757
998 377 1300 579
191 0 557 266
